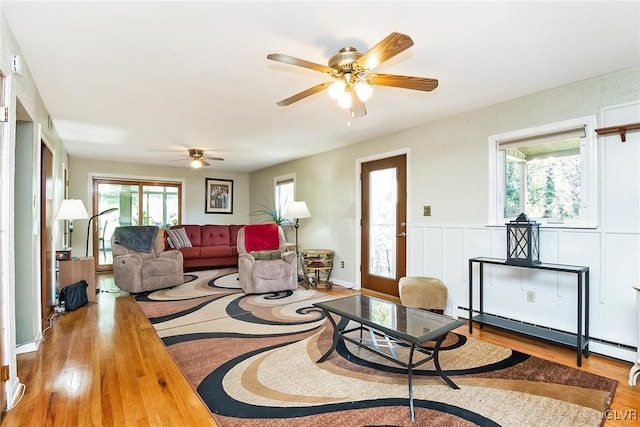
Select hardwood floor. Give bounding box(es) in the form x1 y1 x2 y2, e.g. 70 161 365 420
2 274 216 427
2 276 638 426
456 326 639 426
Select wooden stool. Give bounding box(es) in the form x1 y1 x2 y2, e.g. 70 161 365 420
399 276 448 314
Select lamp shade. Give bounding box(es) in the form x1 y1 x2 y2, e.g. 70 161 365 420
284 201 311 219
56 199 89 220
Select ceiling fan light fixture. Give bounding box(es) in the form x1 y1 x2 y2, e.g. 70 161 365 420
268 32 438 118
328 79 346 100
337 91 352 109
191 159 203 168
354 81 373 102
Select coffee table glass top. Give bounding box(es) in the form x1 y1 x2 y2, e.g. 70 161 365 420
314 294 464 345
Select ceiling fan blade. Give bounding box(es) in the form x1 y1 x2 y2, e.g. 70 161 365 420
354 32 414 72
267 53 334 74
350 87 367 118
201 159 210 167
367 73 439 91
206 157 224 162
276 82 332 106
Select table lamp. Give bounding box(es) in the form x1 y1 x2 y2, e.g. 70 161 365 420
55 199 89 250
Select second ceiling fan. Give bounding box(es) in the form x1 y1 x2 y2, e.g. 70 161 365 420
181 149 223 168
267 32 438 118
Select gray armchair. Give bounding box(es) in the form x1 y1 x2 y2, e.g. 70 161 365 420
112 228 183 293
237 224 298 294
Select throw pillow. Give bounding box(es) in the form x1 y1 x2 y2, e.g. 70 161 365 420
166 227 192 249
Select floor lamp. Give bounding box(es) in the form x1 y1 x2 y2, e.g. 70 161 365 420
55 199 89 252
86 208 118 257
284 201 311 282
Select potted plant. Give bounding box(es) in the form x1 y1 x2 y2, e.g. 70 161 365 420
250 198 288 225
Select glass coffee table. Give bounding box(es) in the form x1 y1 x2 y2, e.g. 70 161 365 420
313 294 465 422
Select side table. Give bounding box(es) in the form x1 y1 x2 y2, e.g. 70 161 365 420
58 256 96 303
301 249 334 289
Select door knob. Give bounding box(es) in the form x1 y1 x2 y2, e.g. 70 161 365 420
396 232 406 238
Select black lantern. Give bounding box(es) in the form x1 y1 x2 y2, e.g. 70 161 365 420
506 213 540 266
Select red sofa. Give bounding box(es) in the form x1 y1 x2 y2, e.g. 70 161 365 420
164 224 245 270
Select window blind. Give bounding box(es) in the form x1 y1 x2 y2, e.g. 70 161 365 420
498 126 586 150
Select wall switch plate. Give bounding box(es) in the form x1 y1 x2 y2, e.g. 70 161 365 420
423 206 431 216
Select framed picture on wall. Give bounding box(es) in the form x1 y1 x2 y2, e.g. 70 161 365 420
205 178 233 214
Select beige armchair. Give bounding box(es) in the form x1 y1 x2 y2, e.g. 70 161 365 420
112 228 183 293
237 224 298 294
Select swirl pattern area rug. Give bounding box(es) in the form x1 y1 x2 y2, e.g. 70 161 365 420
135 268 617 427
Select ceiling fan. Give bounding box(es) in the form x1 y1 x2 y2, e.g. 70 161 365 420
174 149 224 168
267 32 438 118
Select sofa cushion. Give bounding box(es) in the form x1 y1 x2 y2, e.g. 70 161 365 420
201 225 231 246
178 246 201 259
250 250 282 260
166 227 192 249
166 224 246 269
201 245 234 258
252 259 288 280
229 225 244 247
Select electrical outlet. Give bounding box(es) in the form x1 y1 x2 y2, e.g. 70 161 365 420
526 290 535 303
423 206 431 216
340 261 344 268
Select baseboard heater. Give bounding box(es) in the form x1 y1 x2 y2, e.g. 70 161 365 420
456 305 637 354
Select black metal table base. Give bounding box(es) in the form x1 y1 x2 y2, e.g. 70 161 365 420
317 310 459 422
468 257 589 367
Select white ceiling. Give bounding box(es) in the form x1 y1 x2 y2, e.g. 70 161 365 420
2 1 639 172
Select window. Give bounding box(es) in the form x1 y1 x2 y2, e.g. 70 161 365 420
489 116 598 228
274 174 295 219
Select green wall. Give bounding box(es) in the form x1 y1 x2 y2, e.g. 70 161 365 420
249 67 640 286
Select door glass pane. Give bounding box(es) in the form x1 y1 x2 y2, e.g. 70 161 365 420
96 183 139 265
369 168 397 278
142 185 179 228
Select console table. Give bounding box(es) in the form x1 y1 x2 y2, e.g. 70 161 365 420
468 257 589 366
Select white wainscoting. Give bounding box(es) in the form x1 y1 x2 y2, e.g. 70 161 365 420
408 223 639 362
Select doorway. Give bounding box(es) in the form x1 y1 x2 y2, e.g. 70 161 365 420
360 154 407 297
91 178 182 271
40 142 54 322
